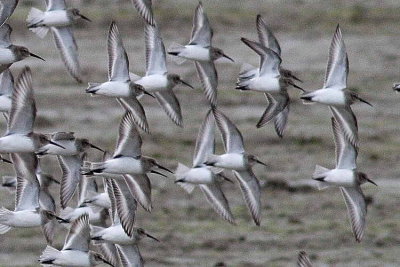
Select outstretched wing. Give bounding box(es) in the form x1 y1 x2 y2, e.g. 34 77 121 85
213 108 245 154
46 0 66 11
63 213 90 252
193 109 215 167
340 186 366 242
51 27 82 83
108 22 130 81
0 1 19 27
323 25 348 89
8 67 36 135
189 2 213 47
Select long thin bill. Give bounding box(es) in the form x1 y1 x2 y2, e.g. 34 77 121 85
180 79 194 89
29 52 45 61
150 170 167 178
89 143 105 152
49 141 66 149
79 14 92 22
145 233 160 242
223 53 235 62
156 163 173 174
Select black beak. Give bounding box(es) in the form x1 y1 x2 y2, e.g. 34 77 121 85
0 157 12 164
79 14 92 22
218 173 234 184
288 80 305 92
255 158 268 167
150 170 167 178
55 215 69 224
145 232 160 242
358 97 373 107
174 179 185 183
180 79 194 89
143 90 155 98
367 178 378 186
49 141 66 149
222 53 235 62
29 52 45 61
89 143 104 152
155 163 173 174
49 177 60 185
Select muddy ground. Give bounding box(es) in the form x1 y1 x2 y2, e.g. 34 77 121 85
0 1 400 266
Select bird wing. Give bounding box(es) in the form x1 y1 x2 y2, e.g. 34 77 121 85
331 117 357 170
189 2 212 47
108 22 130 81
77 173 98 207
51 26 82 83
57 155 82 209
0 0 19 27
103 178 119 224
0 23 11 47
63 213 90 252
130 0 155 26
257 92 290 138
340 186 366 242
323 25 348 89
7 67 36 135
123 174 152 212
154 89 183 127
116 244 144 267
49 131 75 141
330 106 358 149
111 178 138 237
199 182 235 224
15 176 40 211
145 23 167 76
117 98 149 133
113 111 142 158
11 152 38 182
194 61 218 106
256 15 281 56
46 0 66 11
96 243 120 267
213 108 245 153
273 97 290 138
297 251 313 267
241 38 281 78
233 169 261 226
193 109 215 167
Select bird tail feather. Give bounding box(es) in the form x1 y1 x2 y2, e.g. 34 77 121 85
27 8 48 38
39 245 60 264
175 163 195 194
167 42 187 65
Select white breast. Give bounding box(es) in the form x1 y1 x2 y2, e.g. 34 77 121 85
57 250 90 267
97 81 130 97
184 167 214 184
0 48 16 64
214 153 246 170
104 157 143 174
312 88 346 106
249 76 281 92
181 45 210 61
324 169 355 187
135 74 167 92
11 211 41 227
0 95 11 112
42 10 71 27
0 135 35 153
101 225 136 245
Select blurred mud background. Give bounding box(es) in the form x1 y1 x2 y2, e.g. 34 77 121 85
0 0 400 266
